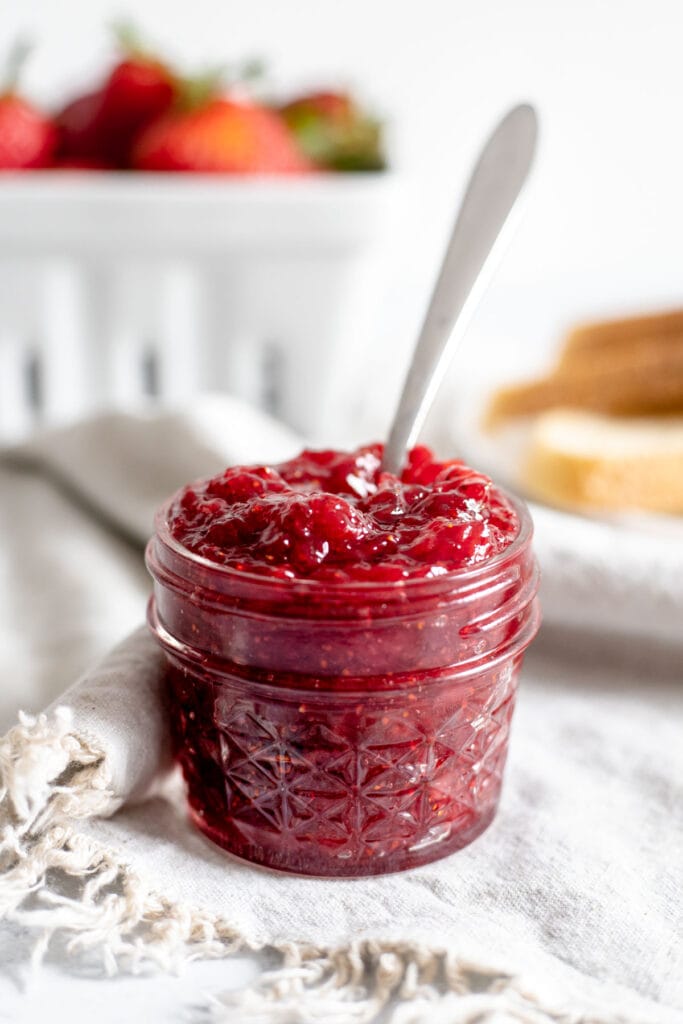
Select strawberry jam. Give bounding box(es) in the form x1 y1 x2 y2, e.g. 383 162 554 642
147 445 540 876
167 444 518 582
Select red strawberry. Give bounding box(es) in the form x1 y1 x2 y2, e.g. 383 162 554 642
0 96 56 169
55 91 108 162
97 55 176 163
56 26 177 167
104 58 175 125
280 90 385 172
132 98 313 174
0 41 56 170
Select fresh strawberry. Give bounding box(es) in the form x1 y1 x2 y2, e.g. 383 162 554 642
0 96 56 169
0 41 56 170
56 25 177 167
97 56 176 162
280 90 385 172
55 91 107 162
132 98 313 174
105 57 175 123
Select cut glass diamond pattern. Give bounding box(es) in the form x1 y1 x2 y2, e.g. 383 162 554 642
169 661 518 875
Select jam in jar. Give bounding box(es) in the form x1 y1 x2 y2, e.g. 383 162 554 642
146 444 540 876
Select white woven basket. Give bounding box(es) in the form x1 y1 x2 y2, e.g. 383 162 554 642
0 174 395 442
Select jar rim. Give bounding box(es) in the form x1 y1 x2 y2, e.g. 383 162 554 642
152 481 534 597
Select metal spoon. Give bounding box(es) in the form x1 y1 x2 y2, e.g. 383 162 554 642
382 103 538 476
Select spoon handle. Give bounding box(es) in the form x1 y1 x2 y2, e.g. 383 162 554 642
382 103 538 476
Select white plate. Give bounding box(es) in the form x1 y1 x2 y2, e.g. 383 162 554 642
434 329 683 645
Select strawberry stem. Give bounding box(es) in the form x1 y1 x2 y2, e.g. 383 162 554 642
239 58 266 82
176 57 267 110
111 20 146 58
110 20 155 62
2 38 32 95
177 66 226 111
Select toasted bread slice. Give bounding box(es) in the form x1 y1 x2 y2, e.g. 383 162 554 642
524 409 683 513
486 308 683 426
486 353 683 425
558 309 683 369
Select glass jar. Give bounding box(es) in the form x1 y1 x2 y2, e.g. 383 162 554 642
146 492 540 877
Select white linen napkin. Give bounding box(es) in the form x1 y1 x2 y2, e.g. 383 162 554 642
0 397 681 1023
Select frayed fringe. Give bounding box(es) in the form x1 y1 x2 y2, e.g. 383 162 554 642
10 828 248 975
0 706 113 920
0 708 111 826
0 710 659 1024
208 940 621 1024
0 708 248 973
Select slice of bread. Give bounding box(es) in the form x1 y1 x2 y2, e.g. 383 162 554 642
524 409 683 513
487 355 683 424
558 309 683 369
486 308 683 426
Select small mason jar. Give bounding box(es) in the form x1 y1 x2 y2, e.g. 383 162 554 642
146 492 540 877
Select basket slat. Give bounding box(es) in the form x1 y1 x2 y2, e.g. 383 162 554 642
0 176 395 442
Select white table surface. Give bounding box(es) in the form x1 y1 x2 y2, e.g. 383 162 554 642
1 937 261 1024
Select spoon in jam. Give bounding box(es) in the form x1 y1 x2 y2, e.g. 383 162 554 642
382 103 538 477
